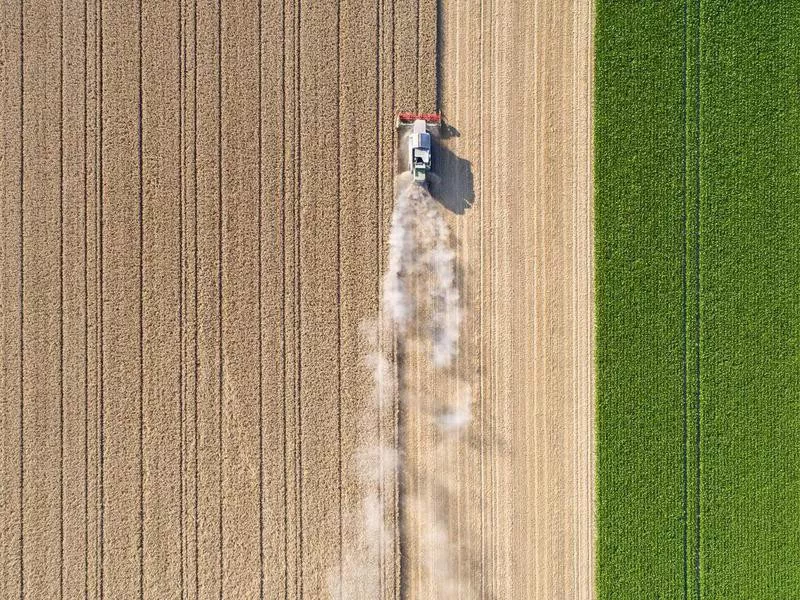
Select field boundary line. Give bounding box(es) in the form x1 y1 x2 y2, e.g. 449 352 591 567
692 0 701 595
681 1 689 597
683 1 702 596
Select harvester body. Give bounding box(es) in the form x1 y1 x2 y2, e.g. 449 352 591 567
397 112 440 185
409 120 432 183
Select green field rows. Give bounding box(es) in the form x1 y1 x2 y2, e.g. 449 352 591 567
595 2 800 598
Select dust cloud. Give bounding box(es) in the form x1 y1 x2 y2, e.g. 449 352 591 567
333 176 473 599
383 177 462 368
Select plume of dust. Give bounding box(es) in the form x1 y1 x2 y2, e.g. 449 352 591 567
384 180 469 598
333 178 469 599
331 443 399 599
411 496 473 598
382 179 418 332
330 320 399 600
383 180 462 367
435 384 473 432
419 197 462 368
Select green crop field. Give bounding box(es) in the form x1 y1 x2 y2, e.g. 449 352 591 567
595 2 800 598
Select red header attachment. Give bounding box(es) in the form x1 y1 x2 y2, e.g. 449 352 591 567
397 111 441 124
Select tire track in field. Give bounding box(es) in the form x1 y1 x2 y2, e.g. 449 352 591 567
683 1 702 596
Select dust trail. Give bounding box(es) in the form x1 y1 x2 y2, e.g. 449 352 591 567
383 179 462 367
331 323 398 600
419 195 461 368
382 179 418 332
384 180 469 599
334 176 469 599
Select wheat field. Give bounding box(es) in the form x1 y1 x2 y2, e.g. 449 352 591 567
0 0 593 598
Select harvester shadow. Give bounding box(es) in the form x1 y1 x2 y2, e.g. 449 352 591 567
431 138 475 215
434 0 474 216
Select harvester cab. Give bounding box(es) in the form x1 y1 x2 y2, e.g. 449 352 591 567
397 112 441 185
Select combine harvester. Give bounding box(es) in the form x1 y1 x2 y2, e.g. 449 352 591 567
396 112 441 186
